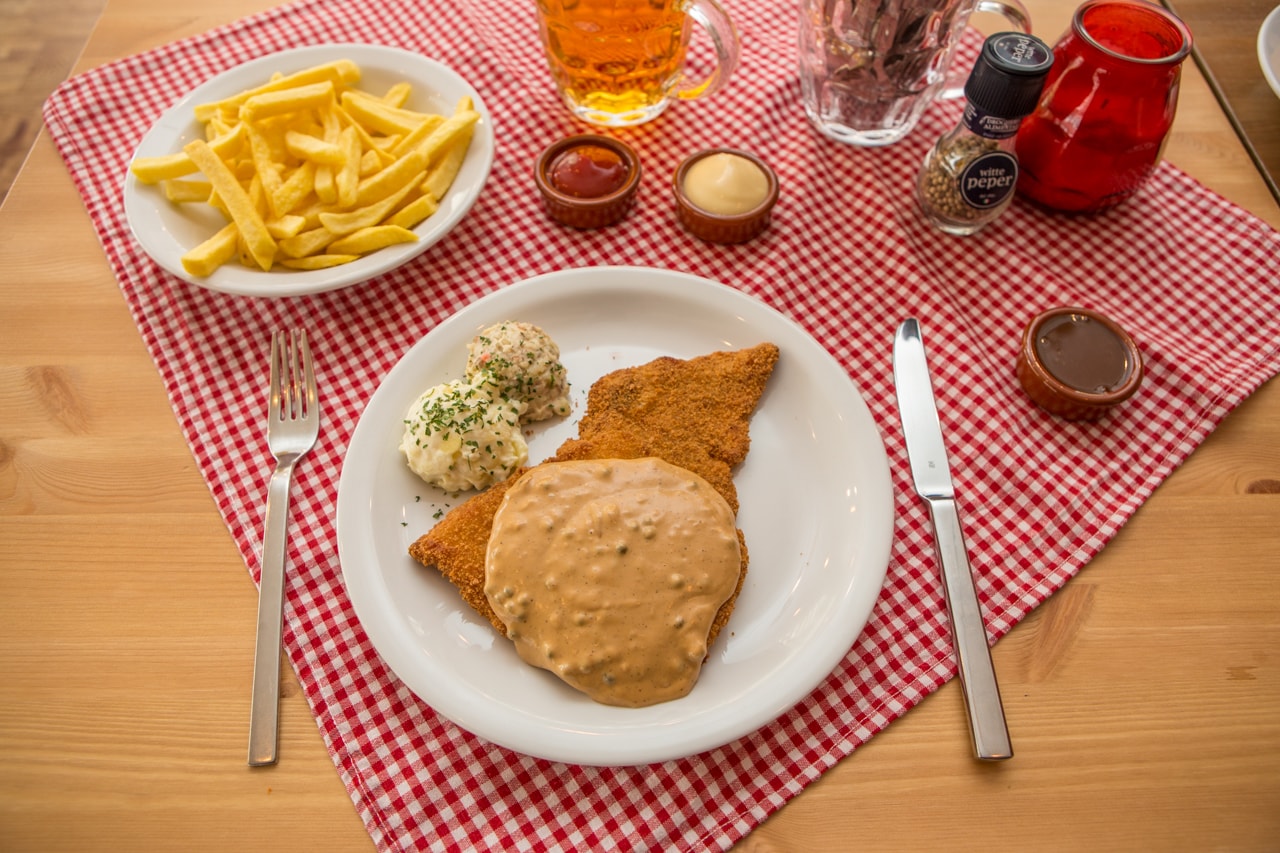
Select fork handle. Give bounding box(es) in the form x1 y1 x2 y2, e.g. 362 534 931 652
248 459 297 766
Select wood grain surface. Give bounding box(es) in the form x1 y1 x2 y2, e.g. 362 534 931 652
1166 0 1280 204
0 0 106 202
1 0 1277 851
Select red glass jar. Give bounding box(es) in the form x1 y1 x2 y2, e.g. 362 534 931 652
1014 0 1192 213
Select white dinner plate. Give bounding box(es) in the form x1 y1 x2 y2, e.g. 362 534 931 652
1260 6 1280 99
335 267 895 765
122 44 495 298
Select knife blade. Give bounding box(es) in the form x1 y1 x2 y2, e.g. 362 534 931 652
893 318 1012 761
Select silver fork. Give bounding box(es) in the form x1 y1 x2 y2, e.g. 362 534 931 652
248 329 320 767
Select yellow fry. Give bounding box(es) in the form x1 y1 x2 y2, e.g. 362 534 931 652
289 116 324 138
413 110 479 169
229 158 257 181
332 104 396 169
130 123 246 184
279 226 336 259
266 214 307 239
279 254 360 270
238 174 273 270
313 108 342 203
327 225 418 255
250 115 294 162
390 113 446 158
206 116 235 139
181 222 239 277
422 120 474 201
355 148 427 207
271 160 316 217
340 89 435 136
207 190 228 218
389 93 468 161
239 81 335 122
382 82 412 107
244 122 285 204
130 151 198 183
249 172 267 210
359 149 384 176
386 193 439 229
320 105 342 143
285 130 346 166
163 178 214 203
318 180 416 236
335 126 362 209
194 60 360 121
183 138 276 271
289 197 328 230
314 164 337 204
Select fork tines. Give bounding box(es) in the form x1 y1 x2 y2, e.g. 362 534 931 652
270 329 317 422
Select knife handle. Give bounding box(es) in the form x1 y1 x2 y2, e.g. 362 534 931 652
926 497 1013 761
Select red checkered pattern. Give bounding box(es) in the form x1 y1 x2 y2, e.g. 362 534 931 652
43 0 1280 850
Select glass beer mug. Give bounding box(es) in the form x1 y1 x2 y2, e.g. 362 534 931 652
535 0 740 128
800 0 1033 146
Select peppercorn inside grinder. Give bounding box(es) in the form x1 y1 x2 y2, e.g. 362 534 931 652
916 33 1053 235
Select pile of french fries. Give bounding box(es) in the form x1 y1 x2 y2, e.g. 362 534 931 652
129 59 479 276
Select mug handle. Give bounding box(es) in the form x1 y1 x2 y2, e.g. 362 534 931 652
939 0 1033 98
674 0 741 101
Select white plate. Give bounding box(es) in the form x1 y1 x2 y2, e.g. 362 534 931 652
122 44 495 298
1260 6 1280 99
335 267 895 765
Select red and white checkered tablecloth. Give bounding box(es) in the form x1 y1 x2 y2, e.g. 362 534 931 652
43 0 1280 849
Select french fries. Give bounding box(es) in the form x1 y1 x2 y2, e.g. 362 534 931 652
130 60 480 277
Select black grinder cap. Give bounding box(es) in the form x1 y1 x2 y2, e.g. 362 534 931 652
965 33 1054 119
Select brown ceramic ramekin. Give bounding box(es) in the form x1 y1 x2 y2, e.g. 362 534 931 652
533 134 641 229
672 148 779 245
1015 306 1144 421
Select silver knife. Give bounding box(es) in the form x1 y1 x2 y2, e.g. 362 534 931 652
893 318 1013 761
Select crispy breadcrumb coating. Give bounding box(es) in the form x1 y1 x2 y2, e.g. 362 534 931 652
409 343 780 647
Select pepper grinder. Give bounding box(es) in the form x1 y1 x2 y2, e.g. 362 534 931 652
916 33 1053 235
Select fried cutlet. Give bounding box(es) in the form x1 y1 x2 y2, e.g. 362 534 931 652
408 342 780 645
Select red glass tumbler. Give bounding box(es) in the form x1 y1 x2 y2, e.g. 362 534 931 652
1014 0 1192 212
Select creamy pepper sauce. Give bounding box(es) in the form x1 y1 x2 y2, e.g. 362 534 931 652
484 457 741 707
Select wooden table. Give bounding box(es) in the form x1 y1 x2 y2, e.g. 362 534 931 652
1 0 1277 850
1166 0 1280 204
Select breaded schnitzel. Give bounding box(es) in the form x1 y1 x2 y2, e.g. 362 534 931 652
408 342 780 646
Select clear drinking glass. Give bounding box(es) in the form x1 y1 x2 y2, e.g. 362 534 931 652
799 0 1032 147
536 0 740 128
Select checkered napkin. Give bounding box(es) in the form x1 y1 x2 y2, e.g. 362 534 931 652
43 0 1280 849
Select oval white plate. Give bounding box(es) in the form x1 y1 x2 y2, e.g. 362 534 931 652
1260 6 1280 99
336 267 895 765
122 43 495 298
